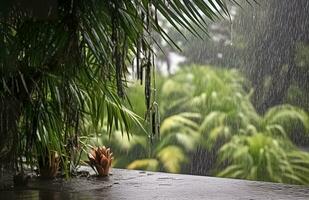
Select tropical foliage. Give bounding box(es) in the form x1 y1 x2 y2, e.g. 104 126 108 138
1 0 308 188
217 134 309 185
0 0 240 176
94 66 309 185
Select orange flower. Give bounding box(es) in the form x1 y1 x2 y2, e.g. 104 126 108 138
87 146 113 176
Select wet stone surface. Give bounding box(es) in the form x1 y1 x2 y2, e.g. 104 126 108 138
1 167 309 200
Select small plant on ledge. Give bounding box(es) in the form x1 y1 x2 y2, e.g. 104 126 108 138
87 146 113 176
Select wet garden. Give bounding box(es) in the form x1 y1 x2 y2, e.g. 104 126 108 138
1 0 309 199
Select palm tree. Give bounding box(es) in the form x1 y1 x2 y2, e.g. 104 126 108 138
1 0 248 175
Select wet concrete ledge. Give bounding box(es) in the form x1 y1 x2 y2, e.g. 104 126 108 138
1 167 309 200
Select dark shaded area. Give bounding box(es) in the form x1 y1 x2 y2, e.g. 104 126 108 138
0 0 58 19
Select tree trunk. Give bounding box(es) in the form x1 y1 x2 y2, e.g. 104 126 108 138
0 97 21 169
250 0 309 113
